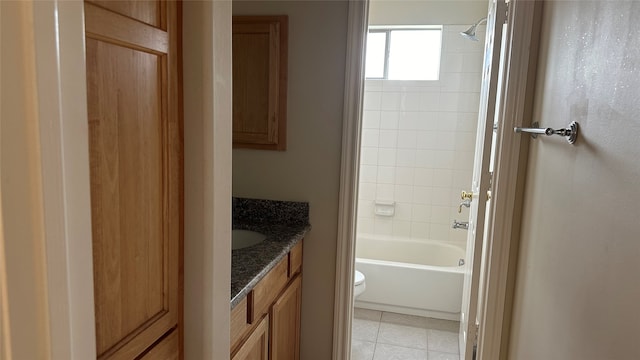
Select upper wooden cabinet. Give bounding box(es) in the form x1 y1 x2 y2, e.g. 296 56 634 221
232 16 288 151
84 0 182 358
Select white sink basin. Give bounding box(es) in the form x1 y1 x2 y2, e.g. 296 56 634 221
232 229 267 250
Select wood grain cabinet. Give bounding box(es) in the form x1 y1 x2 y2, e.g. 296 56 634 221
231 241 303 360
84 0 183 358
232 16 288 151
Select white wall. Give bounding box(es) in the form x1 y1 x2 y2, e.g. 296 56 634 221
183 1 233 359
231 1 349 359
508 1 640 359
369 0 487 26
357 24 484 245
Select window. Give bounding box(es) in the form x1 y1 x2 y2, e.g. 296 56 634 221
365 27 443 80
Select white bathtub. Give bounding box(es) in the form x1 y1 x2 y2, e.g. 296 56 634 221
355 233 465 320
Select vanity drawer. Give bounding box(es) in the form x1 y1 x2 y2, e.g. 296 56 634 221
249 256 288 323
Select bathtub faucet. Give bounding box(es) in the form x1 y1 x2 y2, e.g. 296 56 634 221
458 199 471 213
452 220 469 230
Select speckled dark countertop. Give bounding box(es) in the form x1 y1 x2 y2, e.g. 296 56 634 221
231 197 311 309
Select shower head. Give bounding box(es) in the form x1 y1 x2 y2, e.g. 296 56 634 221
460 17 487 42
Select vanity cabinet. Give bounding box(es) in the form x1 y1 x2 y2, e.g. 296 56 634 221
232 316 269 360
232 16 288 151
231 241 303 360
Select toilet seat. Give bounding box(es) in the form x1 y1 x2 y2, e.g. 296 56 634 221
354 270 365 286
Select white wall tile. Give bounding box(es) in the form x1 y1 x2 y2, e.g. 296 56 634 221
402 92 422 111
394 185 414 203
395 167 415 185
439 92 460 112
462 52 484 72
431 206 451 225
361 129 380 147
452 170 473 189
357 218 374 233
433 132 456 150
457 112 478 132
392 220 412 237
396 149 416 167
358 182 377 201
379 130 398 148
380 111 399 129
364 91 382 110
397 130 417 149
362 110 381 129
378 148 397 166
434 150 456 169
432 169 453 188
412 186 432 205
414 168 433 186
358 200 375 218
374 218 393 236
415 112 439 131
453 151 474 170
416 132 437 150
410 222 430 239
411 204 431 222
420 92 440 111
360 147 378 165
376 183 394 201
398 112 418 130
377 166 396 184
440 53 464 73
455 132 477 152
358 29 483 244
437 112 459 131
458 92 480 113
360 165 378 183
415 149 436 168
394 202 413 221
431 188 452 206
381 92 401 110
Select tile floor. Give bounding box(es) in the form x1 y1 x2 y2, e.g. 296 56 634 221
351 308 460 360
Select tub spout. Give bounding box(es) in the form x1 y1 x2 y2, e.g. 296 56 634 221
452 220 469 230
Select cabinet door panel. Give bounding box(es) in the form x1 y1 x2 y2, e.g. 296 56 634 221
270 275 302 360
232 316 269 360
85 1 181 359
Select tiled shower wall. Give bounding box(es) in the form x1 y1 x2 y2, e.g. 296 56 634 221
356 25 485 244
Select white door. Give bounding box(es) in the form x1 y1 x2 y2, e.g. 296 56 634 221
459 0 507 358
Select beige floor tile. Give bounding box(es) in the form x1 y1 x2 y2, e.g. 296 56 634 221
381 312 428 328
351 339 376 360
427 329 459 354
428 351 460 360
353 317 381 342
373 343 428 360
377 322 428 350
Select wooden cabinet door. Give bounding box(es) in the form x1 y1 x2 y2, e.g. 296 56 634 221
270 274 302 360
232 16 288 151
139 330 179 360
84 1 182 359
232 316 269 360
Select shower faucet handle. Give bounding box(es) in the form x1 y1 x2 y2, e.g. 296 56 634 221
461 191 474 201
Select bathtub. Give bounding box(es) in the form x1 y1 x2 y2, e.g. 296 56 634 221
355 233 465 321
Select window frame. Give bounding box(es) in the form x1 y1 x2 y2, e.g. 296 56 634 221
365 25 443 81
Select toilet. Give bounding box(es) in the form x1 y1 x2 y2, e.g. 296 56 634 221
354 270 366 299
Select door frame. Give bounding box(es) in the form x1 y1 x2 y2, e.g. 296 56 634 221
1 1 97 358
331 0 543 359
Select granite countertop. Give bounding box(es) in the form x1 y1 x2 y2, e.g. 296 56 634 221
231 197 311 309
